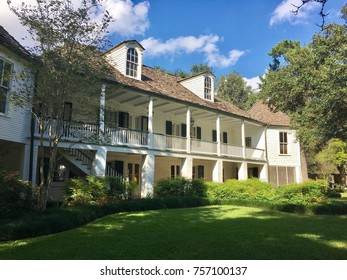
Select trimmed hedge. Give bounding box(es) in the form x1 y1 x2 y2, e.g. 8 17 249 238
154 177 207 198
0 196 210 241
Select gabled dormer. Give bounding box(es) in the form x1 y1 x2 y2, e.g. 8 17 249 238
179 71 215 102
104 40 145 80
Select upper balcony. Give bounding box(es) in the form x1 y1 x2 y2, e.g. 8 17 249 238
34 118 266 161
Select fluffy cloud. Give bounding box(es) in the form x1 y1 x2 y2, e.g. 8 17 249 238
270 0 320 26
0 0 150 47
141 35 245 68
243 76 261 92
91 0 150 36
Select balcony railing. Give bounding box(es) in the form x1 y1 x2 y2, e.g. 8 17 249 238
105 126 148 146
153 134 186 151
221 144 243 158
191 139 217 155
35 119 99 140
34 119 266 161
246 147 265 161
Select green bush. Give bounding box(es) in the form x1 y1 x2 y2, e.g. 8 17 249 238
206 178 274 201
154 177 207 198
274 179 327 205
0 170 32 210
65 176 107 206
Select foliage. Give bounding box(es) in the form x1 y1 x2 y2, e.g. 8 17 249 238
0 170 32 210
206 178 333 213
206 178 274 201
65 176 141 206
316 138 347 186
260 5 347 154
153 63 213 79
190 63 214 75
154 177 207 198
7 0 113 211
65 176 107 206
217 71 257 110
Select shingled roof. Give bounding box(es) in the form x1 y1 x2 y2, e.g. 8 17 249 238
0 25 32 61
107 64 251 120
248 100 291 127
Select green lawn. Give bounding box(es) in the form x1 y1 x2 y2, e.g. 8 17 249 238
0 205 346 260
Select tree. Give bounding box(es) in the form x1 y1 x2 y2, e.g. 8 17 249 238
217 71 256 110
260 4 347 153
190 63 214 75
291 0 329 29
316 139 347 187
7 0 113 211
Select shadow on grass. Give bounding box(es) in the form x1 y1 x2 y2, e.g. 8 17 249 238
0 205 346 260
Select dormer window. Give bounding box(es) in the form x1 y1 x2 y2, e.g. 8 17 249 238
204 77 212 100
126 48 138 78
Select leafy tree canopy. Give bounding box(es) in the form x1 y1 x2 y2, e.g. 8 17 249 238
260 4 347 153
316 139 347 186
7 0 113 211
217 71 257 110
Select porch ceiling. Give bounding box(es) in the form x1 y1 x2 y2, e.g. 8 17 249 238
105 87 245 123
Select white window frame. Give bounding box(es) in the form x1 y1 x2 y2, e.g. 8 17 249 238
0 57 13 115
204 76 212 100
126 48 138 78
279 131 289 155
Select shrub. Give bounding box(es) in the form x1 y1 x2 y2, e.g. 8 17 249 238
206 179 274 201
0 170 32 210
274 179 327 205
154 177 207 198
65 176 107 206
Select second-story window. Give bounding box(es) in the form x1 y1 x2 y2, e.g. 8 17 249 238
0 58 12 114
279 132 288 155
245 137 252 148
204 77 212 100
126 48 138 78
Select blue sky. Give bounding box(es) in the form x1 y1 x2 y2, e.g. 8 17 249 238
1 0 345 89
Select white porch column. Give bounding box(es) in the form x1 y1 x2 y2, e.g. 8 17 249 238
241 120 246 159
92 147 107 176
238 162 248 180
181 156 193 179
216 114 221 156
186 107 191 153
30 144 39 186
212 159 223 182
148 96 154 148
259 164 269 182
141 153 155 197
99 84 106 134
20 143 31 181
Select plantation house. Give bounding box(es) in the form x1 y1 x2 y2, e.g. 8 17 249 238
0 26 308 199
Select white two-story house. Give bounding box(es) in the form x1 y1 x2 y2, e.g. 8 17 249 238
0 29 307 200
0 26 33 182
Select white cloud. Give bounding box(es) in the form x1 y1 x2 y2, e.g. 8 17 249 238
141 35 245 68
270 0 321 26
244 76 261 92
91 0 150 37
0 0 150 47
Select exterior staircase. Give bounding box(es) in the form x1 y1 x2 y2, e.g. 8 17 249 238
58 148 95 175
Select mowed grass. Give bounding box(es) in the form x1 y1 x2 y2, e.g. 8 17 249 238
0 205 346 260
